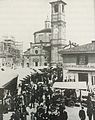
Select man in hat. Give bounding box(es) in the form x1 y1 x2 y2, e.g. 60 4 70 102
79 106 86 120
59 106 68 120
93 105 95 120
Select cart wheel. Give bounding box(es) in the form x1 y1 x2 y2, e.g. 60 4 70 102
68 100 75 107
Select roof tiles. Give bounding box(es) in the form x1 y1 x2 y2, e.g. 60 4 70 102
60 42 95 54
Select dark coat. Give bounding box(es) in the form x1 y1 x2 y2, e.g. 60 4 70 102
79 109 86 120
49 113 58 120
87 107 93 116
11 112 20 120
59 110 68 120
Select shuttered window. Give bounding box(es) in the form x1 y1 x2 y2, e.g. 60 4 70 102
77 55 88 65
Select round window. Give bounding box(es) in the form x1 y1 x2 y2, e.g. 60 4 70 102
35 50 38 54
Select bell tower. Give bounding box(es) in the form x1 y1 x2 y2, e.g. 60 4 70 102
50 0 67 66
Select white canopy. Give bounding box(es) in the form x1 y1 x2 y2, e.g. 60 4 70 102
15 68 31 80
32 66 48 69
0 70 18 88
53 82 87 90
15 67 38 80
0 67 42 89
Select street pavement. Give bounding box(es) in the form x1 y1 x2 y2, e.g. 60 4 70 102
3 112 13 120
66 106 88 120
3 106 92 120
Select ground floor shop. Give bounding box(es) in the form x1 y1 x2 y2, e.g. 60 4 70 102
63 67 95 91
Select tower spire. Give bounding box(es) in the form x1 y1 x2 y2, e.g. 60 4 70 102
45 16 50 29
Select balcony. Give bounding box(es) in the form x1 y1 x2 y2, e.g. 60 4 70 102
63 64 95 71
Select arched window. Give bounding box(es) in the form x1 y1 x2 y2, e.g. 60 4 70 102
54 4 58 13
62 4 64 12
35 62 38 66
27 63 29 67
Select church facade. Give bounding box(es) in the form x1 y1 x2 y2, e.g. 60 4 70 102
24 18 51 67
24 0 67 68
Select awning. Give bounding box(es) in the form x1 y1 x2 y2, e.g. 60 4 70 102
15 68 31 80
0 70 18 88
32 66 48 70
3 77 17 90
53 82 87 90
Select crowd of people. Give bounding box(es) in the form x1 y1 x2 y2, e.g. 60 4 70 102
3 67 66 120
2 67 95 120
79 93 95 120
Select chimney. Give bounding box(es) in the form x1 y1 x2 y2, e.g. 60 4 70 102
92 40 95 43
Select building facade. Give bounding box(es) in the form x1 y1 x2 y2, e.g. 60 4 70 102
0 37 23 68
24 18 51 67
60 41 95 90
24 0 67 67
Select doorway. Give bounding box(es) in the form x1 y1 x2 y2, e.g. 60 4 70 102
78 73 88 84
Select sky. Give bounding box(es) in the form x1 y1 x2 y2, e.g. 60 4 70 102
0 0 94 51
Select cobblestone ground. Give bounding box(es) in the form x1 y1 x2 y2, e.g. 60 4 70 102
3 106 93 120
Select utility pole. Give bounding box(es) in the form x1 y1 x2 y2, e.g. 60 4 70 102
93 0 95 40
0 88 4 120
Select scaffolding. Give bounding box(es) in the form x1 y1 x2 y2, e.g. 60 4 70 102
0 36 23 68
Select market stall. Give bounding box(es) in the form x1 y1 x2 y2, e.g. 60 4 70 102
53 82 87 90
0 69 18 115
53 82 87 106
